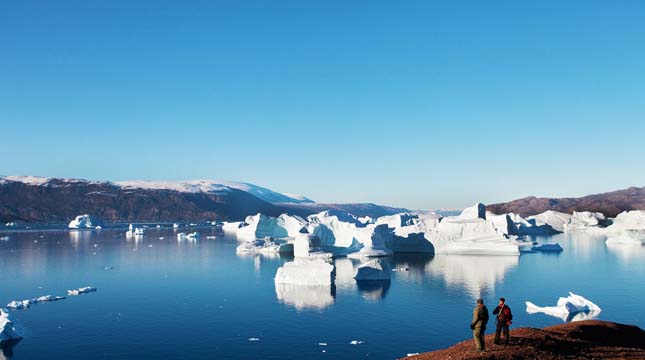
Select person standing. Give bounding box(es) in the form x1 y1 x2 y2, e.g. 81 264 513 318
470 298 489 352
493 297 513 345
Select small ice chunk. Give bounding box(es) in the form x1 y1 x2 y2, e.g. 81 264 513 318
68 214 93 229
349 340 364 345
67 286 97 296
6 300 31 310
248 337 260 342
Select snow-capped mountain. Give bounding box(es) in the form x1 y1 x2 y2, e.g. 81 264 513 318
0 175 405 223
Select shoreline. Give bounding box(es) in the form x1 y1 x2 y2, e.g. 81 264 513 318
402 320 645 359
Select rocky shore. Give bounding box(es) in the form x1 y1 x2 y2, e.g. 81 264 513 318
403 320 645 359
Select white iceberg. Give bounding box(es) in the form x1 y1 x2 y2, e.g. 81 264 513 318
604 210 645 246
274 259 335 286
236 239 294 254
177 232 200 241
454 203 486 220
125 224 144 238
526 292 601 322
527 210 572 233
67 286 97 296
68 214 93 229
346 224 393 259
293 234 332 258
0 309 21 342
235 214 307 240
428 217 519 255
564 211 607 231
354 259 391 281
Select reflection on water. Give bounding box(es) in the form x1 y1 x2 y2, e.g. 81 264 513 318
0 339 20 360
425 255 519 299
606 242 645 264
357 280 390 302
275 283 336 310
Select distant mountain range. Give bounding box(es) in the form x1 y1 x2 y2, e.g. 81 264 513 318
0 176 407 223
488 186 645 218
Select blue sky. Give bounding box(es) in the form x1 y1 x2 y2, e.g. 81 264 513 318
2 1 645 209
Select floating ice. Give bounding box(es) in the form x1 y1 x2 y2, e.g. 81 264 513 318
173 223 180 229
0 309 21 342
527 211 572 233
526 292 601 322
565 211 607 231
234 213 307 240
237 239 294 254
293 234 332 258
354 259 391 281
67 286 97 296
0 236 8 241
274 259 335 286
6 295 66 310
604 210 645 246
177 232 200 241
126 224 144 238
68 214 93 229
349 340 364 345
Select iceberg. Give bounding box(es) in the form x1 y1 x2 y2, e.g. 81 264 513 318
177 232 200 241
235 214 307 240
293 234 332 258
221 221 242 233
527 210 572 233
67 286 97 296
0 309 21 342
428 218 519 255
68 214 93 229
526 292 601 322
236 239 294 254
346 224 393 259
604 210 645 246
125 224 144 238
455 203 486 220
354 259 391 281
564 211 607 231
274 259 335 286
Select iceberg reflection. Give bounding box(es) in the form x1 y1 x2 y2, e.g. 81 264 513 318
274 283 336 311
356 280 390 302
425 255 519 299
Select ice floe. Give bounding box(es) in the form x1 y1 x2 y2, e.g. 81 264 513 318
67 286 97 296
526 292 601 322
68 214 94 229
236 238 294 254
6 295 66 310
564 211 607 231
126 224 144 238
177 232 200 241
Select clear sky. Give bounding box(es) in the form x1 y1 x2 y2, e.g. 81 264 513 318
2 1 645 210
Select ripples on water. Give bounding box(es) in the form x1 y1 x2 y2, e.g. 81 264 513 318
0 226 644 359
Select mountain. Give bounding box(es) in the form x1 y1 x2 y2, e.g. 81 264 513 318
0 176 406 223
487 186 645 218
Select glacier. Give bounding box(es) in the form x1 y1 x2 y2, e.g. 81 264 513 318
526 292 601 322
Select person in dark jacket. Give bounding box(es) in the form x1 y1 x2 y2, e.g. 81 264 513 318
470 298 489 352
492 297 513 345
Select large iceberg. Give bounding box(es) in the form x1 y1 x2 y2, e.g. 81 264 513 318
527 211 572 233
274 259 335 286
428 218 519 255
526 292 601 322
235 214 307 240
564 211 607 231
68 214 93 229
354 259 391 281
293 234 332 258
604 210 645 246
236 239 294 254
0 309 21 343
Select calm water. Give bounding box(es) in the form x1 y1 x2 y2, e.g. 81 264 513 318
1 226 644 359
